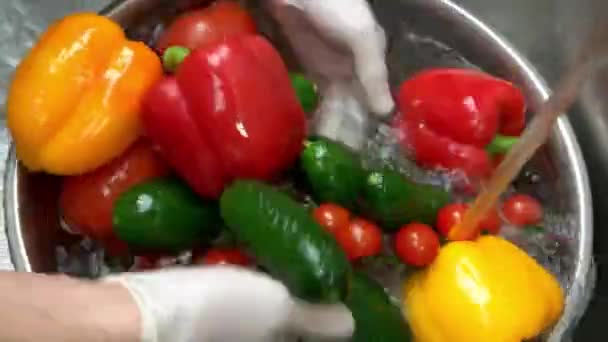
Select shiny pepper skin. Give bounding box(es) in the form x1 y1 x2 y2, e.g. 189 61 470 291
60 140 169 255
7 13 162 175
142 35 307 198
403 235 564 342
395 68 526 178
113 178 222 252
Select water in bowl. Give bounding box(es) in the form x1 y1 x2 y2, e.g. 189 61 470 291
53 3 578 340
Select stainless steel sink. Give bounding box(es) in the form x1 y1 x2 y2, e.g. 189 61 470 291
460 1 608 340
0 0 605 340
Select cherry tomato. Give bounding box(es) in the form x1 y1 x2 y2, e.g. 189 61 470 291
437 203 501 238
479 208 502 235
192 248 252 266
157 1 257 52
394 223 440 267
59 140 170 255
436 203 466 237
502 194 543 226
334 218 383 261
313 203 351 234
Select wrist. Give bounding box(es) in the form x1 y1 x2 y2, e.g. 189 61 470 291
88 280 142 342
0 272 141 342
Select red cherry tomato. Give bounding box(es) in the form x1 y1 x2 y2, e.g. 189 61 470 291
313 203 351 234
437 203 502 238
334 218 383 261
157 1 257 51
394 223 440 267
436 203 466 237
502 194 543 226
192 248 252 266
479 208 502 235
59 140 170 255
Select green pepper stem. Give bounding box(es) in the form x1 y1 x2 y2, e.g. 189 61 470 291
163 46 191 73
486 134 519 155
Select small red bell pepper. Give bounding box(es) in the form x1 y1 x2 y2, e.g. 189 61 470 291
394 68 526 178
142 35 307 198
60 140 170 256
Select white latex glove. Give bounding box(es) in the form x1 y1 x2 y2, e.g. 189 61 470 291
106 266 354 342
267 0 394 150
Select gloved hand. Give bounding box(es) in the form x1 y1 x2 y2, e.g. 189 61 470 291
267 0 394 150
106 265 354 342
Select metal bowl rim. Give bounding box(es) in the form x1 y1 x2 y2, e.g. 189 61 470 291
2 0 593 340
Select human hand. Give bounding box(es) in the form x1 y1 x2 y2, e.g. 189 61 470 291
267 0 393 150
106 265 354 342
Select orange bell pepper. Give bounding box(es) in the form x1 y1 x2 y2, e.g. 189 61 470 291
7 13 162 175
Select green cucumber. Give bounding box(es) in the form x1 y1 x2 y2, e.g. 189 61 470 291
360 169 450 231
300 137 366 210
290 73 319 113
346 272 413 342
220 180 351 303
113 178 220 252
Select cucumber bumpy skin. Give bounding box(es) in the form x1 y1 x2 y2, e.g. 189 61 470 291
360 169 451 232
300 137 366 210
220 180 351 303
113 177 221 252
346 272 413 342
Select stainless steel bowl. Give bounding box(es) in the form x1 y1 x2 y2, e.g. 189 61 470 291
3 0 594 340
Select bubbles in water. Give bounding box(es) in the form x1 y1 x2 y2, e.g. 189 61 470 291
49 8 581 339
58 213 79 235
56 238 107 278
361 122 450 188
501 224 574 289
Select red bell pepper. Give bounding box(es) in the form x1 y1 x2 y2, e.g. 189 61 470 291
394 68 526 178
60 140 170 256
142 35 307 198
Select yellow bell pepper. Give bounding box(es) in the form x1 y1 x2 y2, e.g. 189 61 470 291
403 235 564 342
7 13 162 175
